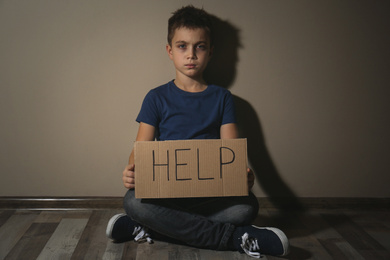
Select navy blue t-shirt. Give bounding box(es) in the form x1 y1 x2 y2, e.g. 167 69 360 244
136 80 236 141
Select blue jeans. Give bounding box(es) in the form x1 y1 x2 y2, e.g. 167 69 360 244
123 189 259 250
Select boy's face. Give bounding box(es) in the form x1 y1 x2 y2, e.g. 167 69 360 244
166 27 213 81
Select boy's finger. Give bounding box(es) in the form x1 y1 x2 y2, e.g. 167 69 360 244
125 164 134 170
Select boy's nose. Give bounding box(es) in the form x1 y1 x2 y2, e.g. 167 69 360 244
187 48 197 59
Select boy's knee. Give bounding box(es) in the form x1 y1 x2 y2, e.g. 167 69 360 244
234 192 260 224
123 189 138 219
229 204 258 226
248 192 260 221
123 189 159 225
249 192 260 213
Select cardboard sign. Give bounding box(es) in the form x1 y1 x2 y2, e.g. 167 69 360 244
134 139 248 198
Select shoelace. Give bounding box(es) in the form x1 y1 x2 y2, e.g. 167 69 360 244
132 226 153 244
240 232 261 258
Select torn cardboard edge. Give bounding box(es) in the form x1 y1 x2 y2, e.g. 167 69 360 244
134 138 248 198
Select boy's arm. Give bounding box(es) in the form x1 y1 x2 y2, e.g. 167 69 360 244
123 122 155 189
128 122 156 164
220 123 239 139
220 123 255 191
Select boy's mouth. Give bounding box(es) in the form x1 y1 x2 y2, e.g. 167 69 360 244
185 64 196 69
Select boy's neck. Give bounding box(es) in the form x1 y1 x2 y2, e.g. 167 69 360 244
174 76 207 93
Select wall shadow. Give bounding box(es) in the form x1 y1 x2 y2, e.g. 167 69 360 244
204 15 240 88
204 15 305 213
235 96 305 212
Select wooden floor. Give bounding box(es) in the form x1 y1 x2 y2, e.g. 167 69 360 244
0 207 389 259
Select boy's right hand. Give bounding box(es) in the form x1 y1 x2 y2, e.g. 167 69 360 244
122 164 135 189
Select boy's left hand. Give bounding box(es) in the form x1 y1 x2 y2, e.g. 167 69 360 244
247 168 255 191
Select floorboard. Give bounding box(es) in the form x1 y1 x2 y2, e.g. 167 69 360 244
36 218 88 259
4 222 58 260
0 206 389 259
0 212 39 259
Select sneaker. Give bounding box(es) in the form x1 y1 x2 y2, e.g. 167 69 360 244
234 225 289 258
106 213 153 243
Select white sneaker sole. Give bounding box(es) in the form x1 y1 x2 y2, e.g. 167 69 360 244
251 225 290 256
106 213 127 239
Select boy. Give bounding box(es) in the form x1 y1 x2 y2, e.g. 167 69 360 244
106 5 289 258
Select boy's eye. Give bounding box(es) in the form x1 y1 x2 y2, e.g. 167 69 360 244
197 45 206 50
178 44 186 49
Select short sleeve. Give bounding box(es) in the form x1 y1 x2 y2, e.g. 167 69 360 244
136 90 160 127
221 91 236 125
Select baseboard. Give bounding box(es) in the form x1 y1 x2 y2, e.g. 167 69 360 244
0 197 123 210
0 196 389 210
257 197 390 210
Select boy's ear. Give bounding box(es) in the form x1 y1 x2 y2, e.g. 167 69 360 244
209 46 214 58
166 44 173 60
206 45 214 63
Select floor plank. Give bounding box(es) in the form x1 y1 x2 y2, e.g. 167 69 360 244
0 206 388 259
135 240 170 260
102 241 125 260
0 210 15 227
342 209 390 252
298 209 365 259
334 239 366 260
0 212 38 259
121 240 139 260
4 222 59 260
199 249 253 259
321 212 390 259
36 218 89 259
71 209 121 259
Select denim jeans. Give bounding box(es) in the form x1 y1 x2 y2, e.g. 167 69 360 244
123 189 259 250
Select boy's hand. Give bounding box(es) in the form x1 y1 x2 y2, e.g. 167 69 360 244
123 164 135 189
247 168 255 191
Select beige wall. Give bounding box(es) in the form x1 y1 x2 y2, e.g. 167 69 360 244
1 0 389 197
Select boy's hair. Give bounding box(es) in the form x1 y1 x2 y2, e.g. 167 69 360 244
167 5 214 46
